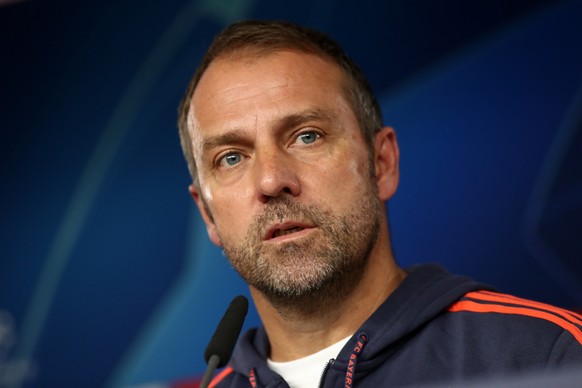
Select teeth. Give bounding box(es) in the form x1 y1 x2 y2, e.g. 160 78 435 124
274 227 304 238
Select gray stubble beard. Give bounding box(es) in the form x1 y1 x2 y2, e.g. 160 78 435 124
221 178 382 316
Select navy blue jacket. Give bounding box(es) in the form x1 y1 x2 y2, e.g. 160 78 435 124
210 265 582 387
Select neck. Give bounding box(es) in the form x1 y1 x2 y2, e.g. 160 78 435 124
251 224 405 362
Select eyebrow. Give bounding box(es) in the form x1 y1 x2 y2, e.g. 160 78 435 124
273 108 333 132
201 108 333 154
202 130 251 154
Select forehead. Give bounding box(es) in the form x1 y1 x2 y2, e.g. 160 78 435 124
189 50 349 134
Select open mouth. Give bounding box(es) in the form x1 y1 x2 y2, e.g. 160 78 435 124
265 223 312 240
272 226 305 238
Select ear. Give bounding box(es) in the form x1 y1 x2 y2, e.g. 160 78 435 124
373 126 400 201
189 184 222 247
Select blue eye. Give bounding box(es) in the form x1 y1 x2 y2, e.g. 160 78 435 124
221 152 242 166
297 131 320 144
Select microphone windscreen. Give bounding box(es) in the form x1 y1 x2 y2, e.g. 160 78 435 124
204 295 249 367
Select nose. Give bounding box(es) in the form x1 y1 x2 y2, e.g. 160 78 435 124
253 148 301 203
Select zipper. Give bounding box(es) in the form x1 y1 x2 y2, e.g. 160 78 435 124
317 358 335 388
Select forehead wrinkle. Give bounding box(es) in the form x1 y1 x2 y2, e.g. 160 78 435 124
223 81 286 102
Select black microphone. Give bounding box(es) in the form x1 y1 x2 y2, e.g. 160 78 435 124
200 295 249 388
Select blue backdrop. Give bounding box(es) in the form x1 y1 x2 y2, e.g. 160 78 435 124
1 1 581 387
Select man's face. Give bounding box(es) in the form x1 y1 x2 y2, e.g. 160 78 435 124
188 50 387 301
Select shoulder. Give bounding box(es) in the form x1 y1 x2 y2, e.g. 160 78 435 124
447 290 582 345
444 289 582 366
398 290 582 372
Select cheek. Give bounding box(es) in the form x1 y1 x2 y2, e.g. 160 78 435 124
347 157 369 182
326 140 371 185
309 155 371 207
207 185 255 239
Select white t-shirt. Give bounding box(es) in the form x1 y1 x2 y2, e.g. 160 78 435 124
266 336 351 388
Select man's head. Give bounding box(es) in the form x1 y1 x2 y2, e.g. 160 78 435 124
179 20 399 312
178 20 383 186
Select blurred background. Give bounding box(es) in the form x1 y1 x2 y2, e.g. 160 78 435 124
1 0 581 387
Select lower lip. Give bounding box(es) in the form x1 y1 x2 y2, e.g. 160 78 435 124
266 228 315 243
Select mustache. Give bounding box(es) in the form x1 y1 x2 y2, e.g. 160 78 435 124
250 197 325 237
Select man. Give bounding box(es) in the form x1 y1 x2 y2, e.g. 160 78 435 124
178 20 582 387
